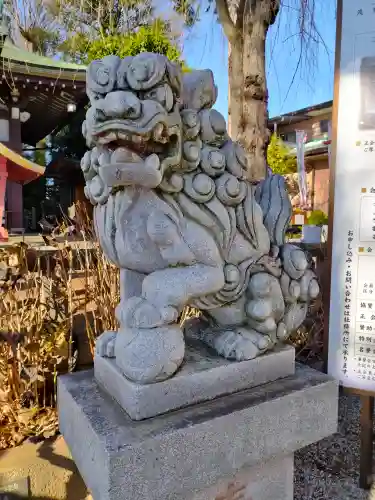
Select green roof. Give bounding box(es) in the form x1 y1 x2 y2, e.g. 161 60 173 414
0 39 87 80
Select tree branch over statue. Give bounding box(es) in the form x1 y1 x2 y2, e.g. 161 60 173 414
172 0 330 181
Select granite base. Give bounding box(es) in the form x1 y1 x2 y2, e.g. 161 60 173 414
58 364 338 500
94 342 295 420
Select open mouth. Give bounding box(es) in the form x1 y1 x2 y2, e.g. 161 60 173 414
106 126 168 158
93 121 180 162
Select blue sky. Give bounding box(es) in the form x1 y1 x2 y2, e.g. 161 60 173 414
182 1 337 119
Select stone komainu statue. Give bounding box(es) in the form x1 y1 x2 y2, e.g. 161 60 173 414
81 53 319 384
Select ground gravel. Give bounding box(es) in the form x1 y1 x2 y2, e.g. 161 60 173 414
294 392 375 499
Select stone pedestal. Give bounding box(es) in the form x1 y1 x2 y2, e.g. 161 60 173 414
58 361 338 500
95 340 295 420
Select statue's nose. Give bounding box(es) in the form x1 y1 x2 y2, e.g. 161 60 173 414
101 91 142 119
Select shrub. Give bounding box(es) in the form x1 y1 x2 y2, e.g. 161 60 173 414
307 210 328 226
267 133 297 176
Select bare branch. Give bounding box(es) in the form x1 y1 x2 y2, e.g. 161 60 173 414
267 0 334 113
236 0 246 31
216 0 237 41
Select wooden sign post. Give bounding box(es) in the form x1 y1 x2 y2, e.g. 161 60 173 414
326 0 375 489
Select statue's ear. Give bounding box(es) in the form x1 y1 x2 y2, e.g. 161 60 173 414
181 69 217 111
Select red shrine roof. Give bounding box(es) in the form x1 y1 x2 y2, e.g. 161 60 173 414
0 142 45 183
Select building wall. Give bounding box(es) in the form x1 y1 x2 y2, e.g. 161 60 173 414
311 160 330 215
274 110 331 216
276 112 331 143
6 180 23 228
2 106 24 231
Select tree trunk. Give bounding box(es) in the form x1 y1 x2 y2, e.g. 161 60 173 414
220 0 280 182
238 17 268 181
228 39 243 140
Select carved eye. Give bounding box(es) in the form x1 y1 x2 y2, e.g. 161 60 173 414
144 84 174 111
130 62 149 82
86 105 105 124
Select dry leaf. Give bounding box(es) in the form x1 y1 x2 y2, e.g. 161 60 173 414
24 342 41 353
0 202 120 450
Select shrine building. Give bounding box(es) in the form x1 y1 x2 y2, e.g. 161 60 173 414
0 23 86 240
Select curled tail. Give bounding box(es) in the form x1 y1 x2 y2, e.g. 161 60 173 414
254 174 292 247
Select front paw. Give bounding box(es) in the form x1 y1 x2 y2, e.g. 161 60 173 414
206 327 272 361
119 297 179 328
95 331 116 357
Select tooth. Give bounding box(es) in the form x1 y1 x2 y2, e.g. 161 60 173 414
153 123 164 141
132 135 142 144
112 147 142 163
117 132 129 142
98 132 116 145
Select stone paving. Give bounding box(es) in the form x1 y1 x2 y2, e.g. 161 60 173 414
0 436 90 499
295 392 375 499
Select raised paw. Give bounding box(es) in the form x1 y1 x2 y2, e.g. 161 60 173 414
95 331 116 358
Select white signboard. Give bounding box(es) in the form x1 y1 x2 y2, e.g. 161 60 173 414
328 0 375 389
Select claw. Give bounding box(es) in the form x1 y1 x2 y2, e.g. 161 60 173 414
213 328 261 361
160 306 179 323
106 337 116 357
194 319 271 362
96 331 116 358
